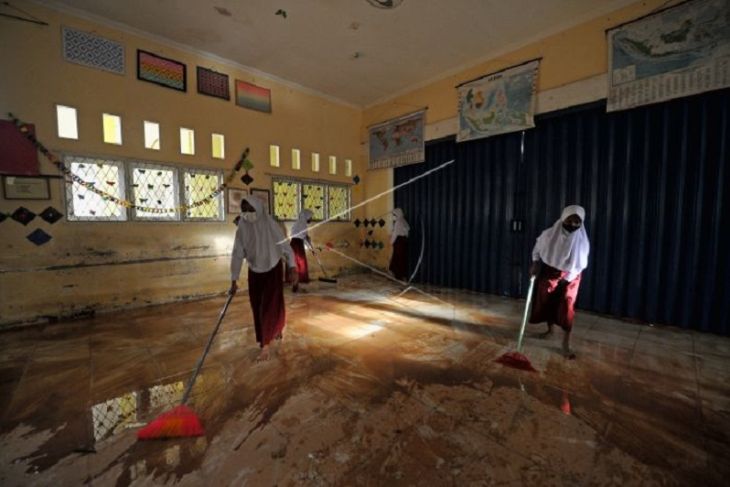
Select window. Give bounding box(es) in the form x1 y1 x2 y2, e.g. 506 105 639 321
102 113 122 145
130 162 180 220
328 156 337 175
273 180 300 220
328 185 350 220
345 159 352 177
64 155 127 221
211 133 225 159
291 149 301 170
311 152 320 172
272 178 351 222
56 105 78 139
180 127 195 155
144 121 160 150
183 169 224 220
302 183 325 221
269 144 280 167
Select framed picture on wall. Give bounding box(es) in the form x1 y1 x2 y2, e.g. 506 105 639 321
235 79 272 113
2 176 50 200
250 188 271 215
227 187 247 214
137 50 187 92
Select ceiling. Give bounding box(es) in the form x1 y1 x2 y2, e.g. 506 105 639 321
43 0 636 107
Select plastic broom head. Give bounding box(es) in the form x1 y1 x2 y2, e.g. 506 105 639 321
137 405 204 440
495 351 537 372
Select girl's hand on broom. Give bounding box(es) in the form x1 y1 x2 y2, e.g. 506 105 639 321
228 281 238 296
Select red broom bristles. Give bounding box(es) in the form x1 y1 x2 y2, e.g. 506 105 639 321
495 351 537 372
137 405 204 440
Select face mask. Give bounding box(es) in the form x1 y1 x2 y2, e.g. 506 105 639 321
242 212 258 223
563 223 580 233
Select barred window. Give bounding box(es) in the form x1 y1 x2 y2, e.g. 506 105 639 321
273 180 300 220
183 168 224 220
328 185 350 221
130 162 180 221
302 183 325 221
65 155 127 221
272 178 350 222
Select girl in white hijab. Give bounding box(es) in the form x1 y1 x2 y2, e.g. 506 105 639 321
389 208 410 280
289 209 314 291
229 196 297 361
529 204 590 359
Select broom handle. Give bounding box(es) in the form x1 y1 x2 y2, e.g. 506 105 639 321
516 276 536 353
310 247 330 279
181 294 234 405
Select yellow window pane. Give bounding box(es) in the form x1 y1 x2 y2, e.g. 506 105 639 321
212 133 225 159
102 113 122 145
180 128 195 155
345 159 352 177
328 156 337 174
56 105 78 139
144 121 160 150
292 148 301 170
311 152 320 172
270 145 280 167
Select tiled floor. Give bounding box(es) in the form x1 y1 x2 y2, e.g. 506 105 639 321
1 274 728 486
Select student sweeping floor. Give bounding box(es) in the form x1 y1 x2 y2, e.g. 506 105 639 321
229 196 298 362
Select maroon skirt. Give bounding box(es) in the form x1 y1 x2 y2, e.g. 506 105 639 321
389 236 409 280
248 263 286 347
529 264 582 331
288 238 310 283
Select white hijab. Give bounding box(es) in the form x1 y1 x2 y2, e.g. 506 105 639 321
532 205 590 282
391 208 410 244
291 209 313 240
231 196 294 278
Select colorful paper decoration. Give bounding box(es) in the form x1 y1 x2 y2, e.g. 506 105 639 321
26 228 52 246
378 218 386 227
370 219 377 226
364 240 371 248
11 207 35 225
0 213 7 223
352 175 360 184
354 219 361 227
62 26 125 75
235 79 272 113
367 230 373 236
137 50 187 92
197 66 230 100
39 207 63 224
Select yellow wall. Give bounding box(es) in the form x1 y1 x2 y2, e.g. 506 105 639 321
0 3 363 326
360 0 666 268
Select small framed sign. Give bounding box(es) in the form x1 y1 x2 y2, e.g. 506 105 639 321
227 187 248 214
2 176 51 200
250 188 271 215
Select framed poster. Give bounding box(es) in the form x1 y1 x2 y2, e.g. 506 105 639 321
137 50 187 92
3 176 50 200
368 110 425 170
250 188 271 215
235 80 272 113
227 187 248 214
197 66 230 100
607 0 730 112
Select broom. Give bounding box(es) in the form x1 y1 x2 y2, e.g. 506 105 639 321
496 275 537 372
310 245 337 284
137 293 234 440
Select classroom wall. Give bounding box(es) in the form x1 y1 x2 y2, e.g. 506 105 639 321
0 3 363 326
359 0 667 269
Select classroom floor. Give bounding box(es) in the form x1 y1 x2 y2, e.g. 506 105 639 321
1 274 728 486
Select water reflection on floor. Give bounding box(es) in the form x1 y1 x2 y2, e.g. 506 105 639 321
1 274 728 485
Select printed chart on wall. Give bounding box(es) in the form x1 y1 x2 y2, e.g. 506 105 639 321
368 110 425 170
456 60 539 142
607 0 730 112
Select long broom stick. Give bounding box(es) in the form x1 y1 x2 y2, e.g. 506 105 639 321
496 275 537 372
137 294 234 440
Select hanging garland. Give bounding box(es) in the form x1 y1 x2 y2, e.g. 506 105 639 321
8 113 249 214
